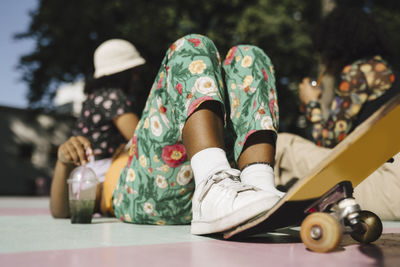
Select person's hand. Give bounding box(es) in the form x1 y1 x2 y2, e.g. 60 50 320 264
299 77 322 105
57 136 92 166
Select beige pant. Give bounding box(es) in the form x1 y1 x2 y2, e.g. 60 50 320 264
275 133 400 220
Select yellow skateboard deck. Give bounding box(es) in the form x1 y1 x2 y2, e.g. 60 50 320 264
223 94 400 249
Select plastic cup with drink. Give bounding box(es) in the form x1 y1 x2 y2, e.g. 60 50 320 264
67 165 98 224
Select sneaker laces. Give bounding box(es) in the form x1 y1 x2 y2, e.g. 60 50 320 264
198 169 257 202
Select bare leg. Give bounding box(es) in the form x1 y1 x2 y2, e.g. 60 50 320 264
237 130 276 170
182 101 225 159
186 102 281 235
238 130 284 196
182 101 276 169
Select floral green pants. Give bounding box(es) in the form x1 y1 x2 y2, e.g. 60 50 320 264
112 34 279 225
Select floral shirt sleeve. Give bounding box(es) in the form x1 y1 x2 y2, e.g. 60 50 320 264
306 56 395 148
73 88 134 159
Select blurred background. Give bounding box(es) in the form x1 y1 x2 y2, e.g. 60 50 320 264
1 0 399 196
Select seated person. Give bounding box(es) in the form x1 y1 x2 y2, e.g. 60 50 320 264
50 39 143 218
275 6 400 220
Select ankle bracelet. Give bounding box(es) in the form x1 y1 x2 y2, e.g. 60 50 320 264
241 161 274 171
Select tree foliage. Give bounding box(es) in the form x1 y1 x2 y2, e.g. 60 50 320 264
15 0 400 132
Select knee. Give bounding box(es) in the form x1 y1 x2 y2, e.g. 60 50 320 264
173 34 215 49
236 44 261 54
224 45 273 67
168 34 218 60
182 33 211 42
237 45 268 57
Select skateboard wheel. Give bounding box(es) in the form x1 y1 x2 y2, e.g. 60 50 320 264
300 212 342 253
350 210 382 243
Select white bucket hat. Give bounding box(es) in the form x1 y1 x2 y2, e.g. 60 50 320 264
93 39 146 78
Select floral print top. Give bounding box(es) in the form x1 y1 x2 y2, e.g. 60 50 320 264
306 56 396 148
73 88 134 159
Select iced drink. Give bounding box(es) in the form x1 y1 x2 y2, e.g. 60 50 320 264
69 199 96 223
67 166 98 224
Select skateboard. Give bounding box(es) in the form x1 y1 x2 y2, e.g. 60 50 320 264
223 94 400 253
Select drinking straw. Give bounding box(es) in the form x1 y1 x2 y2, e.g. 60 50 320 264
77 165 85 200
76 149 94 200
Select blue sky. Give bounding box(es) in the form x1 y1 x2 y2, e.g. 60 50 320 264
0 1 38 108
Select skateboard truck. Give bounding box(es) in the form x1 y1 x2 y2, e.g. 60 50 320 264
304 181 355 215
304 181 362 231
301 181 382 251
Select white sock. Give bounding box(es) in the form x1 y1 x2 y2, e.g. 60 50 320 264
190 147 231 186
240 163 277 192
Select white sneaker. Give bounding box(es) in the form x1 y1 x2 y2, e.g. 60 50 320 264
269 188 286 198
191 169 281 235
